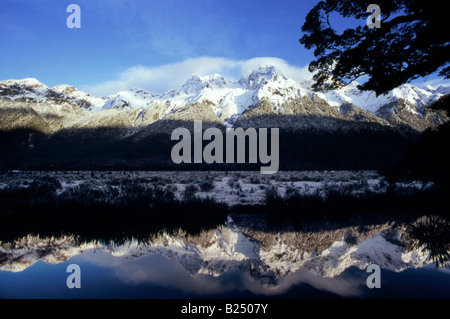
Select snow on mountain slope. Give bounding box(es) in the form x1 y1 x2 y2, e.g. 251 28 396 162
0 78 48 91
122 66 446 129
1 68 448 132
103 88 162 111
118 66 314 128
0 78 107 112
244 66 310 109
53 84 106 112
0 78 50 101
166 74 250 120
317 81 446 116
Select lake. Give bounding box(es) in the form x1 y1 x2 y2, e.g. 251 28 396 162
0 170 449 299
1 216 449 299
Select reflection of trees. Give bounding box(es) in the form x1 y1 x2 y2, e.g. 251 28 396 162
409 216 450 269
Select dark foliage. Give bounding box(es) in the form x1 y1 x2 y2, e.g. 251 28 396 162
1 174 448 242
0 182 228 243
199 180 215 192
380 96 450 188
262 185 449 230
0 117 415 172
184 183 199 200
409 216 450 268
300 0 450 95
430 94 450 115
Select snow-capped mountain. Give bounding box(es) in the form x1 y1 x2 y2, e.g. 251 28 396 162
98 67 450 130
0 78 106 112
102 68 306 128
94 66 450 131
103 88 161 111
316 81 446 114
1 68 448 134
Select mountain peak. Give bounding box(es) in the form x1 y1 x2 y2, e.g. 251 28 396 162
249 65 284 78
53 84 78 96
180 66 288 96
0 78 48 90
181 75 205 94
205 73 230 87
242 66 287 89
181 73 231 94
103 87 161 111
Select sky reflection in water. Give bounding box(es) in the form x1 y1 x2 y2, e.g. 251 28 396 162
1 248 449 299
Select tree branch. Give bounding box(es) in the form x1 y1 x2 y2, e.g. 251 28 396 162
382 13 425 29
326 13 331 29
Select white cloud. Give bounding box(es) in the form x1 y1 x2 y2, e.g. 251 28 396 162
84 56 312 96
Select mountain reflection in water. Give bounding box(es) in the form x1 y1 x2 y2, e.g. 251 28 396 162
0 215 449 298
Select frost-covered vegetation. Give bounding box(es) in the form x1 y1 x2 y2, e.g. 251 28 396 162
0 170 446 243
0 170 389 207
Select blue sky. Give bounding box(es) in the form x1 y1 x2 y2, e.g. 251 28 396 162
0 0 447 96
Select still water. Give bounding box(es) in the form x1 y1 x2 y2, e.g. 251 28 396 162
1 251 449 299
1 217 449 299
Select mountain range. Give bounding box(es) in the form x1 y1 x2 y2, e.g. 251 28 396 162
1 66 449 170
1 66 449 135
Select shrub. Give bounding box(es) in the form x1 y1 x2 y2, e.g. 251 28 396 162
184 183 198 200
232 181 242 190
227 177 236 188
265 185 280 203
0 181 229 243
409 216 450 268
199 180 215 192
249 175 260 184
29 176 61 197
